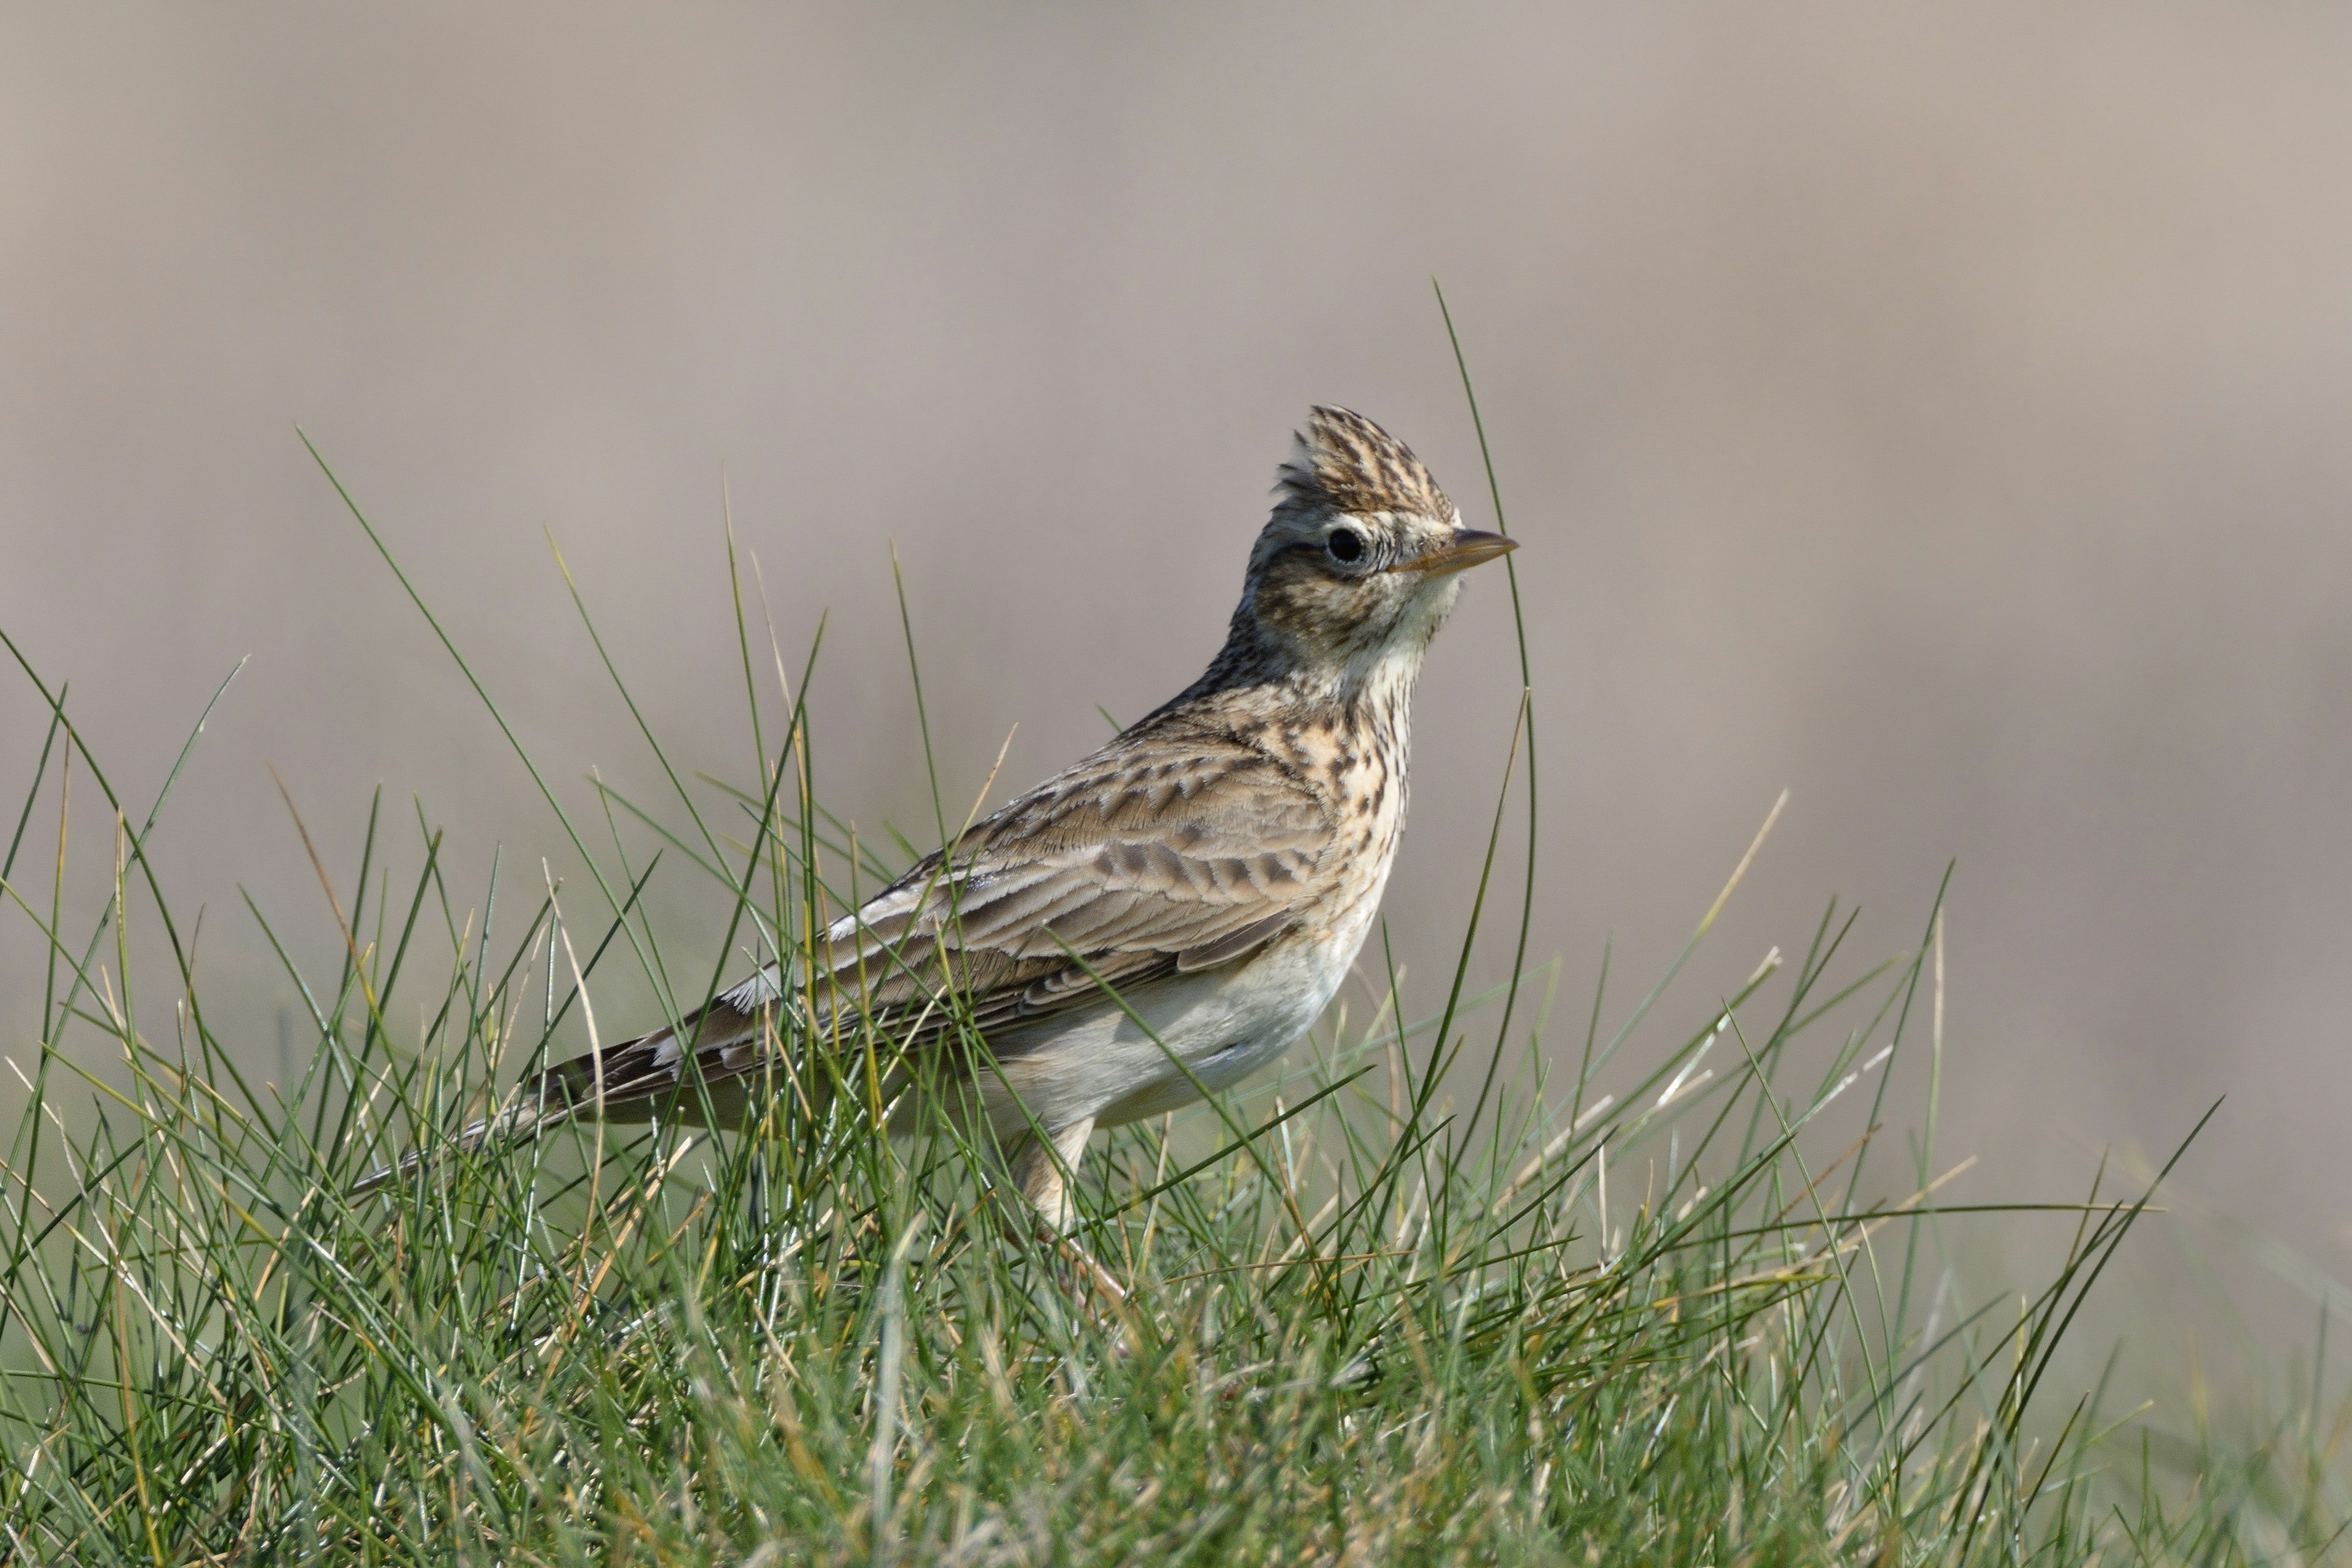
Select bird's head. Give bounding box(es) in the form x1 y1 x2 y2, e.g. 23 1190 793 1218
1227 406 1514 696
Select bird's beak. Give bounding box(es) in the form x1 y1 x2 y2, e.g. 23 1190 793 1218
1406 528 1518 578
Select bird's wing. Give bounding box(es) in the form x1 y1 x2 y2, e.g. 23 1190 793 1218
513 724 1338 1126
815 725 1336 1046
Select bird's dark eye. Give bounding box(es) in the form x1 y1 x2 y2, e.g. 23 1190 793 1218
1326 527 1365 564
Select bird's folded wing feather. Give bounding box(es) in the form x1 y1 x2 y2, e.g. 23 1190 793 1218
521 727 1338 1118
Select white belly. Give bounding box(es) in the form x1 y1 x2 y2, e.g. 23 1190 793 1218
974 892 1381 1136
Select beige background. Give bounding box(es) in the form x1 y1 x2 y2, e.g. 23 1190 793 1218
5 6 2350 1366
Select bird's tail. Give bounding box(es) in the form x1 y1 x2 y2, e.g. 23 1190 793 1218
350 970 792 1196
347 1082 578 1197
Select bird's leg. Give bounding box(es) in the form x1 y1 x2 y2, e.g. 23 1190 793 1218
1010 1115 1095 1231
1009 1115 1126 1304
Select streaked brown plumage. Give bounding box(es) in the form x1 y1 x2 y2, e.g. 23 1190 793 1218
380 407 1513 1225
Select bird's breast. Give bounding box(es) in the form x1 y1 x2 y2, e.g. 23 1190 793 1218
1305 720 1409 907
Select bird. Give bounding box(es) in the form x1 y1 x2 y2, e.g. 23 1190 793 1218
385 407 1514 1229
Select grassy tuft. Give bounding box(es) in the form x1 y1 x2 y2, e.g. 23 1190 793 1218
0 375 2344 1564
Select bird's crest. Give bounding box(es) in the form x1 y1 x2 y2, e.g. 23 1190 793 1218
1275 405 1456 523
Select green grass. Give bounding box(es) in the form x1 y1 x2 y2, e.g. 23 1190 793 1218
1 353 2346 1562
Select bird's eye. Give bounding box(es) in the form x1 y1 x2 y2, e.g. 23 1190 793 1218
1326 527 1365 564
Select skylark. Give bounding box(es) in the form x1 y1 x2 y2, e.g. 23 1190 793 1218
448 407 1512 1226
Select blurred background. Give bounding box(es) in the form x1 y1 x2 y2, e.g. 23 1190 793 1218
4 4 2349 1381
